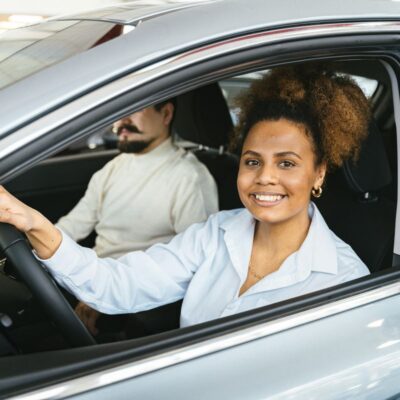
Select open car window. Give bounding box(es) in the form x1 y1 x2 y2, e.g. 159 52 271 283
3 58 396 338
54 70 382 156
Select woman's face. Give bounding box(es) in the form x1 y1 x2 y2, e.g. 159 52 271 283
237 119 326 226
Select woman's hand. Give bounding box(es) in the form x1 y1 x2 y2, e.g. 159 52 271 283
0 186 62 259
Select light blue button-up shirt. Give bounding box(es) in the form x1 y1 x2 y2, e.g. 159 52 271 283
43 203 369 327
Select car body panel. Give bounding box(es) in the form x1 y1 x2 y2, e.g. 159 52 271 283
82 296 400 400
9 281 400 399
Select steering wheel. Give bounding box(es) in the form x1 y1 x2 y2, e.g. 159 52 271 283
0 223 95 347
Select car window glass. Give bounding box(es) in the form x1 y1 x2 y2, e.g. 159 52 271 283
220 71 379 127
340 74 379 97
57 69 382 158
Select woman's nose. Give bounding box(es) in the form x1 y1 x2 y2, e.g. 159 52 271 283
255 165 279 185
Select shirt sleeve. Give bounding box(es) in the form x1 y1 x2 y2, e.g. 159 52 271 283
56 164 107 241
40 217 213 314
171 168 219 234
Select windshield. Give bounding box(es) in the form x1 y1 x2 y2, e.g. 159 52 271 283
0 20 126 90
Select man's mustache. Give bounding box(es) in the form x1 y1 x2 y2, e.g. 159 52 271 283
115 124 143 135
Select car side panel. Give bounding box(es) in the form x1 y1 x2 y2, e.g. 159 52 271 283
72 294 400 400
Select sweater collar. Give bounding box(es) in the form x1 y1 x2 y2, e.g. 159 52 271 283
124 137 176 162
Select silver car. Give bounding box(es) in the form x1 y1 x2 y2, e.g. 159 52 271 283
1 0 400 398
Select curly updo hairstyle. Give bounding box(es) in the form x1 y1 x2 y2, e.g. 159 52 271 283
233 64 371 169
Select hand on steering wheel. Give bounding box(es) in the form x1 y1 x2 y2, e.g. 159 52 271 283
0 186 95 347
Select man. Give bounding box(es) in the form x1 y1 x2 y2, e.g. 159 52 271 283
56 99 218 334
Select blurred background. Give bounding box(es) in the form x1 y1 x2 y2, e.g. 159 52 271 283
0 0 196 33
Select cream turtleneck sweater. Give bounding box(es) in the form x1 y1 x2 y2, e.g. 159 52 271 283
57 138 218 258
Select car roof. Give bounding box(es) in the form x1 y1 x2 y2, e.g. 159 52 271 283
52 0 212 24
0 0 399 138
52 0 400 27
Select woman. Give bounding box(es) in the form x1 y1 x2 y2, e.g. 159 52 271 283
0 65 371 329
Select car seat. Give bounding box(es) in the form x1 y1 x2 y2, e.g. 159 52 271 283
172 83 242 210
314 120 396 273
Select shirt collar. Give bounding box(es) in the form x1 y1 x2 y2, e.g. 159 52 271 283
220 208 255 282
127 137 176 161
220 202 338 292
304 202 338 275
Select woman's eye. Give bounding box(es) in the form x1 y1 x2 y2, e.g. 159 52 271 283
245 159 260 167
279 160 295 169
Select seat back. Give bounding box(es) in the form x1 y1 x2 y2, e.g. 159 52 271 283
173 83 242 210
314 121 396 272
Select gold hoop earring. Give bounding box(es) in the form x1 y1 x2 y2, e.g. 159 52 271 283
312 187 323 198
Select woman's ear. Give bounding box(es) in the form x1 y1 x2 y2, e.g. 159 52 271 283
314 162 327 189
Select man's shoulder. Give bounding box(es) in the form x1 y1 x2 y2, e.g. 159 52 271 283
98 153 128 172
170 146 211 177
87 153 129 186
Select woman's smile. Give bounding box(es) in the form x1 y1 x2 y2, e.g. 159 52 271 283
250 192 287 207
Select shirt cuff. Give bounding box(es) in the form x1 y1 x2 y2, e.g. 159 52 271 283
36 229 84 277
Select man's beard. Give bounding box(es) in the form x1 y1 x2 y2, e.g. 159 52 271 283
118 139 152 154
115 123 152 154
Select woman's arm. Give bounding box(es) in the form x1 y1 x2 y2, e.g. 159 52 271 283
0 185 214 314
0 186 62 259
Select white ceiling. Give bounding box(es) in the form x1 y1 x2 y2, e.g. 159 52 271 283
0 0 118 16
0 0 199 31
0 0 198 16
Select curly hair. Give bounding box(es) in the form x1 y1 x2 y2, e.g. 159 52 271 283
233 64 371 169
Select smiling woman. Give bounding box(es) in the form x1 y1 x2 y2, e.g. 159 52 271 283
237 119 327 294
0 64 372 329
233 65 371 295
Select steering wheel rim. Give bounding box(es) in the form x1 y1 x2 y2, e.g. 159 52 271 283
0 223 95 347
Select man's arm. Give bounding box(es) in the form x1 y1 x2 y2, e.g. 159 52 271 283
56 166 105 241
171 168 219 234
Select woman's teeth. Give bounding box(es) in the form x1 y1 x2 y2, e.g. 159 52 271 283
255 194 283 202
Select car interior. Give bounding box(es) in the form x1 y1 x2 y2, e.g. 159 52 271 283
0 58 397 357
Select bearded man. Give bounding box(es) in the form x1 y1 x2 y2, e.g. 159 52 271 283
56 99 218 334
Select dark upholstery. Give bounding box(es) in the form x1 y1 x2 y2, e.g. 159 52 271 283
173 83 233 148
342 121 392 194
195 148 241 211
173 83 242 210
315 121 396 272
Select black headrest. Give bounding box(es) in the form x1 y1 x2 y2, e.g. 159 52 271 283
172 83 234 148
342 120 391 194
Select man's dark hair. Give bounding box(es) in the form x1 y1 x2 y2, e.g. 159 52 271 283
154 97 177 112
